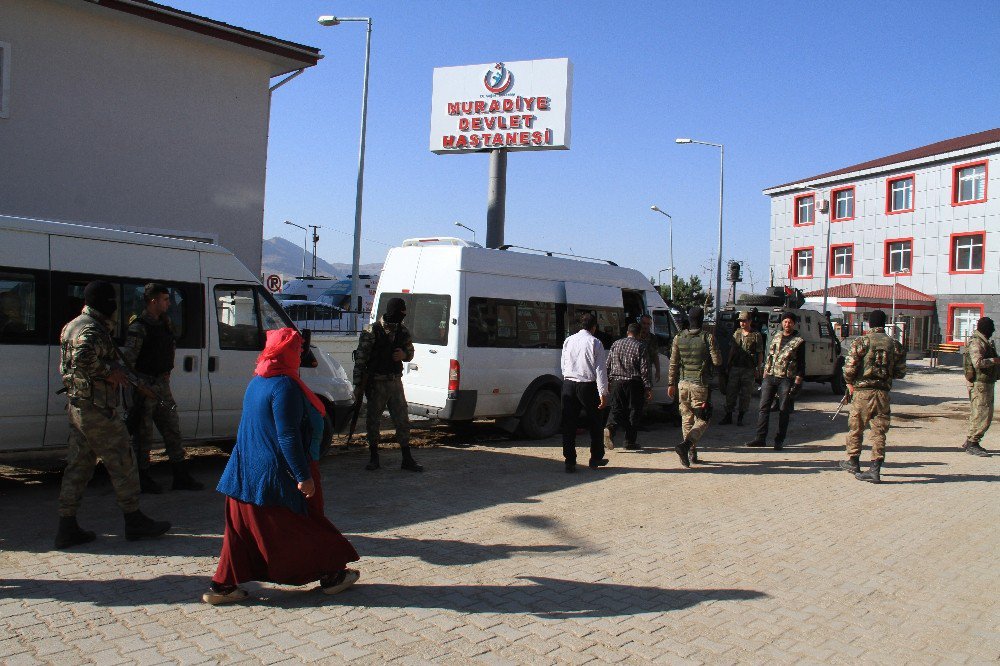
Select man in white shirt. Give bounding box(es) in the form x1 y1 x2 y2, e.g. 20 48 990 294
560 313 610 472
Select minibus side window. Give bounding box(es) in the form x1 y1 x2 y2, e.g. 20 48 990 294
214 286 260 350
376 293 450 346
123 281 187 339
468 297 560 349
566 304 623 350
0 269 45 344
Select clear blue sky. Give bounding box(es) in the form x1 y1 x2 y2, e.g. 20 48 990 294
170 0 999 291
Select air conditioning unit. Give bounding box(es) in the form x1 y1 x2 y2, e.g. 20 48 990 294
817 199 829 213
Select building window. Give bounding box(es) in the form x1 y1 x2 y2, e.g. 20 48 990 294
884 238 913 275
793 247 813 278
831 186 855 222
886 175 914 214
830 244 854 277
794 194 815 226
952 161 987 206
948 303 983 344
0 41 10 119
950 232 985 273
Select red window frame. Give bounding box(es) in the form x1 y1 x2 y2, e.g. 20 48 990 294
830 185 856 222
883 237 914 277
948 231 986 274
793 193 816 227
951 159 988 206
885 174 915 215
829 243 854 278
946 303 984 345
792 246 814 279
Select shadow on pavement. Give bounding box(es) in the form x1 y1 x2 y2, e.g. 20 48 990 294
342 535 577 566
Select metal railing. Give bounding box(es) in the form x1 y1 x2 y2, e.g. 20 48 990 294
288 309 371 335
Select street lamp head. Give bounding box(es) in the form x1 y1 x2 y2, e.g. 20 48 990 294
675 138 692 144
317 15 341 26
650 205 660 212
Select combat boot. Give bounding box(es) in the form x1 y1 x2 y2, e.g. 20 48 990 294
171 462 204 491
966 443 991 457
839 456 861 474
718 412 733 425
138 469 163 494
855 459 882 484
675 440 691 468
365 447 380 471
689 448 699 464
400 446 423 472
737 411 746 426
123 510 171 541
54 516 97 550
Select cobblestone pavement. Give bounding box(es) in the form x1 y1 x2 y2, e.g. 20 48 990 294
2 362 998 664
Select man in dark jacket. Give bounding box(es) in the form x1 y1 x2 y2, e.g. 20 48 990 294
353 297 422 472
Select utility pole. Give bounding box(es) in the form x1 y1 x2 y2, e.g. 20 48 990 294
308 225 322 277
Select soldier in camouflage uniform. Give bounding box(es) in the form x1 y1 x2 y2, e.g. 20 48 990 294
124 283 203 493
720 311 764 426
839 310 907 483
747 311 804 450
667 307 721 468
353 297 422 472
963 316 998 457
54 280 171 549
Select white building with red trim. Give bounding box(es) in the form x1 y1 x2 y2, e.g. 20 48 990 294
0 0 320 274
763 128 999 350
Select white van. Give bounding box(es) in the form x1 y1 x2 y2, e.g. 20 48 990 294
369 238 681 438
0 214 355 453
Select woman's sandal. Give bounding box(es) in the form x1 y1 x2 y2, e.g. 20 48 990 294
320 569 360 595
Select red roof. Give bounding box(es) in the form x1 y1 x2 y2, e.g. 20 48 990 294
767 128 1000 191
804 283 935 302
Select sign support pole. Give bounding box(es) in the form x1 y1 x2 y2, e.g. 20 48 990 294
486 148 507 248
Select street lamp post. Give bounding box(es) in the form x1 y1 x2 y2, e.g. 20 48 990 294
454 221 476 244
318 15 372 315
676 138 724 325
650 205 675 302
284 220 308 278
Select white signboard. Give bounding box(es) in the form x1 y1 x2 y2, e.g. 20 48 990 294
430 58 573 154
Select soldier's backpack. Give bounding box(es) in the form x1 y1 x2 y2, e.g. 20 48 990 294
963 344 977 382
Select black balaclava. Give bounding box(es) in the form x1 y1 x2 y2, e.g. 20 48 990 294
384 298 407 324
83 280 117 318
868 309 887 329
687 306 704 330
977 317 995 339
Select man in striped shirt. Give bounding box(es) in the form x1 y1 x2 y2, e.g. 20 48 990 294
604 323 653 450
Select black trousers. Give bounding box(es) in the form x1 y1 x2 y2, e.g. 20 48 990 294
755 376 794 443
606 378 645 446
561 380 604 463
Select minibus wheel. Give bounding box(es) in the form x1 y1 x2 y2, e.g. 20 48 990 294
519 389 561 439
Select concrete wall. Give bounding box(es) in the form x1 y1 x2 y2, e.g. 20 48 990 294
768 150 999 300
0 0 274 274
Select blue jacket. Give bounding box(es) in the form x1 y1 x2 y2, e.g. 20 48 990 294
216 375 323 514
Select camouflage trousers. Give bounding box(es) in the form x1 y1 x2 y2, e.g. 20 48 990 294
678 381 710 448
724 366 756 414
59 401 141 516
968 382 995 443
131 375 185 470
366 376 411 448
845 388 890 461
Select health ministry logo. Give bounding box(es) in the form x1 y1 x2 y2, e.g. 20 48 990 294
483 62 514 94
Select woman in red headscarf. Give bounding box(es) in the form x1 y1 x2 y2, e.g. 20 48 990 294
203 328 360 604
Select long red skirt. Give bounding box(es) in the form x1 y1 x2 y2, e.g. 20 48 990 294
212 461 360 587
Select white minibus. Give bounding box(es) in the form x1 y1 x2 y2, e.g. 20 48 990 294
369 238 680 438
0 214 354 453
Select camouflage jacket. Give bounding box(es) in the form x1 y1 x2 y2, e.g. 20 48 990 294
843 329 907 390
123 311 176 376
353 316 415 385
763 331 805 379
60 306 121 408
967 331 999 384
728 328 764 369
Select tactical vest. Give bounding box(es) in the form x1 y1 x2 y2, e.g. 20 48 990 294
675 329 712 385
368 323 404 377
60 310 119 408
764 332 804 378
134 317 175 376
853 330 896 389
730 329 761 368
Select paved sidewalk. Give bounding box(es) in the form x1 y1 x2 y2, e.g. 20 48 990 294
1 363 998 664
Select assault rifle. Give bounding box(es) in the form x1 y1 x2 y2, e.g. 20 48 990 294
831 392 851 420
